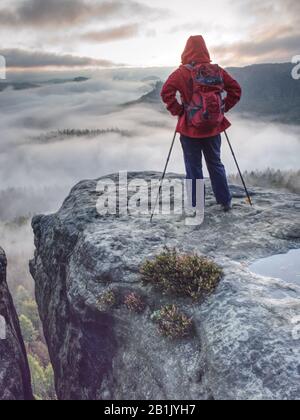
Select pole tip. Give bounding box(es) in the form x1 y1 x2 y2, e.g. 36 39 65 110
246 197 253 206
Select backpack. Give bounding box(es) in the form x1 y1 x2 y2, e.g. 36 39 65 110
183 63 225 130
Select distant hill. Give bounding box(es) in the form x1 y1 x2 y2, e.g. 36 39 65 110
0 81 40 92
125 63 300 125
141 75 161 82
0 76 89 92
227 63 300 124
123 81 164 107
32 128 133 143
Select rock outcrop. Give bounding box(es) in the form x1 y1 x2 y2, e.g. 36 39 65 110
0 248 33 400
30 172 300 400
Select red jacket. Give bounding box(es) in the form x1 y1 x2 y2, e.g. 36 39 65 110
161 36 242 139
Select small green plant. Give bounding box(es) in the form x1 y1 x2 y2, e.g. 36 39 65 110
141 248 223 300
19 314 38 344
28 355 56 400
97 289 117 310
152 305 193 339
124 292 146 313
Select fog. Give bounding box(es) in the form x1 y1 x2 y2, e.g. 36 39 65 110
0 68 299 291
1 71 299 193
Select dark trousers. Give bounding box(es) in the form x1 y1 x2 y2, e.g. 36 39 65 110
180 134 232 207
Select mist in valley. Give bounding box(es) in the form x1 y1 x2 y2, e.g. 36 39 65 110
1 68 300 295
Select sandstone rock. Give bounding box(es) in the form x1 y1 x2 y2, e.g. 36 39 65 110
30 172 300 400
0 248 33 400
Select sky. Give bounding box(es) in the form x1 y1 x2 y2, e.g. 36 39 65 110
0 0 299 70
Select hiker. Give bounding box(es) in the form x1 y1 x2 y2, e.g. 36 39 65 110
161 35 242 213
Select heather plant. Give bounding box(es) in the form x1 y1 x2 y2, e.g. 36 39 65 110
16 284 56 400
124 292 146 313
152 305 193 339
141 248 223 300
97 289 117 310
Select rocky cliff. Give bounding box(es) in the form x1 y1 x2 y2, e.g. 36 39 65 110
30 172 300 400
0 248 33 400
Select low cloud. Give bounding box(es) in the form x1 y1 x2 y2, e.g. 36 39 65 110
212 30 299 66
1 48 121 69
0 69 299 296
214 0 300 65
0 68 299 197
0 0 168 28
239 0 300 26
82 23 140 43
169 20 223 34
0 0 95 27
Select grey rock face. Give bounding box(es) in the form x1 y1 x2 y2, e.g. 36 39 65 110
30 172 300 400
0 248 33 400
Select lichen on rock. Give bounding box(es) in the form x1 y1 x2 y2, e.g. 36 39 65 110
30 172 300 400
0 248 33 400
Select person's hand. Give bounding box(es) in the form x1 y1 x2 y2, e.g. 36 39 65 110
178 105 185 116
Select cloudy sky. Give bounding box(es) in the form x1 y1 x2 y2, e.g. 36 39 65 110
0 0 299 70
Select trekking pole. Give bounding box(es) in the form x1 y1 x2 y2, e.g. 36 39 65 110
224 130 253 206
150 129 177 222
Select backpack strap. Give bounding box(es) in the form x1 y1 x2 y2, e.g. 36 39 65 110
184 64 194 71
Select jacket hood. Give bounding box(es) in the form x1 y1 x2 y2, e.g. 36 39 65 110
181 35 211 65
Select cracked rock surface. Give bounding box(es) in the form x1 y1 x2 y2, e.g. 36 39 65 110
0 248 33 400
30 172 300 400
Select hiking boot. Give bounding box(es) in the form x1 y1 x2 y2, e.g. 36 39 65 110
221 203 232 213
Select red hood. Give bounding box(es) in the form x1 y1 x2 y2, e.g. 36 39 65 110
181 35 211 65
